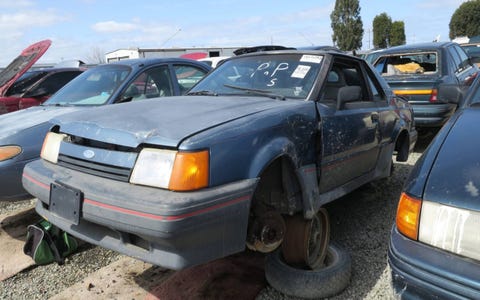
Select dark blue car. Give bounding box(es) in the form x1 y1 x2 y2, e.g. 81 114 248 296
23 50 416 298
373 42 478 129
0 57 211 200
388 78 480 298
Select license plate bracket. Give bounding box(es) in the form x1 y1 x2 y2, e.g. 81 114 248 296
49 182 82 225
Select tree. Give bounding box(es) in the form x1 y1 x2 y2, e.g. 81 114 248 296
330 0 364 51
390 21 406 46
372 13 392 49
449 0 480 39
86 46 106 64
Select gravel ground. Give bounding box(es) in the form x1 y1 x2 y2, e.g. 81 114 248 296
0 135 433 300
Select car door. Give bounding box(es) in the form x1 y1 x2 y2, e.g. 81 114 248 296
316 57 381 193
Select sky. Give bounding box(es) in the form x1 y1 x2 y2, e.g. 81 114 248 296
0 0 469 67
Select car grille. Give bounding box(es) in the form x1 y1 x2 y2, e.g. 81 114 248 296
57 154 132 182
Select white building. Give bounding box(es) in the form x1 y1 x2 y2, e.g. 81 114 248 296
105 47 239 62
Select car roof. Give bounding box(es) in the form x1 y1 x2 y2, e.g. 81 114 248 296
378 42 456 54
231 49 363 62
26 67 85 74
107 57 206 67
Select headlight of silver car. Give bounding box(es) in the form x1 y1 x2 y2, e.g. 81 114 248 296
40 132 67 163
130 148 209 191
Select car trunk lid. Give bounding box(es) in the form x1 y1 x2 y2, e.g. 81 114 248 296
385 76 440 104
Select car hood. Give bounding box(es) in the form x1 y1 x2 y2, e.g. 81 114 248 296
0 39 51 96
424 108 480 210
55 96 295 148
0 105 81 140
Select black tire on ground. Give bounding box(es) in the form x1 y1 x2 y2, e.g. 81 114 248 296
265 243 351 299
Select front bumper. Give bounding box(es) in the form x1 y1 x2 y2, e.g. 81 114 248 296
23 159 258 270
388 226 480 299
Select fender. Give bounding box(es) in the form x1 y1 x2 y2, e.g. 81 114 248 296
247 136 320 219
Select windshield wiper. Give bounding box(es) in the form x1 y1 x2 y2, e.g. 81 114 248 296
223 84 286 100
187 90 218 96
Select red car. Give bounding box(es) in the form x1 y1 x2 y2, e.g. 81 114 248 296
0 40 84 114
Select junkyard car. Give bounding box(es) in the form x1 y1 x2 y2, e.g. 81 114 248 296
23 50 416 298
373 42 478 129
0 39 54 114
0 57 210 200
388 79 480 298
461 42 480 66
0 67 84 113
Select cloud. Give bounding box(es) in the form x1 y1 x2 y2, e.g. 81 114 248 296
0 10 66 30
0 0 34 8
91 21 139 33
418 0 468 9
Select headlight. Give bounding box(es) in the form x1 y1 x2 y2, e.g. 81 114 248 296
130 148 209 191
40 132 67 163
0 145 22 161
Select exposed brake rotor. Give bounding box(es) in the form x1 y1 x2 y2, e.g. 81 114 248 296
281 208 330 269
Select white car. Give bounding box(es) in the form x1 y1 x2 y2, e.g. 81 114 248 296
198 56 229 68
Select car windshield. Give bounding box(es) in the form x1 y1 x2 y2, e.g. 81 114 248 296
189 53 323 99
374 52 438 76
5 70 47 96
44 64 131 106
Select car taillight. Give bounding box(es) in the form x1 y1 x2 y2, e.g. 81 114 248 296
464 72 478 86
396 192 422 240
429 88 438 103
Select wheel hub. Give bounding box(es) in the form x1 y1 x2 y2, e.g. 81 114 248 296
281 208 330 269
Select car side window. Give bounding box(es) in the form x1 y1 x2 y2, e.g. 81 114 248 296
320 58 371 110
448 46 470 73
364 68 386 102
120 66 173 102
173 65 209 94
453 45 472 70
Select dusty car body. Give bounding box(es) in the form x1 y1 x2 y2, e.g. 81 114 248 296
23 50 416 274
0 58 211 200
373 42 478 128
388 80 480 298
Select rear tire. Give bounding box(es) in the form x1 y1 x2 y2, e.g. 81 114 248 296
265 243 351 299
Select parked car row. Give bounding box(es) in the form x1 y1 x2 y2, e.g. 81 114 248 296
2 39 480 299
370 42 478 129
0 56 211 200
19 48 418 298
364 42 480 298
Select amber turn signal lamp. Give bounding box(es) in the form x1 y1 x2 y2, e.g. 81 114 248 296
0 145 22 161
396 192 422 240
169 150 209 191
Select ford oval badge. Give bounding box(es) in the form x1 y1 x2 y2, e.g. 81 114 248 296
83 149 95 159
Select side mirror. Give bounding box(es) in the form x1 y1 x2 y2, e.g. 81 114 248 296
436 84 464 105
